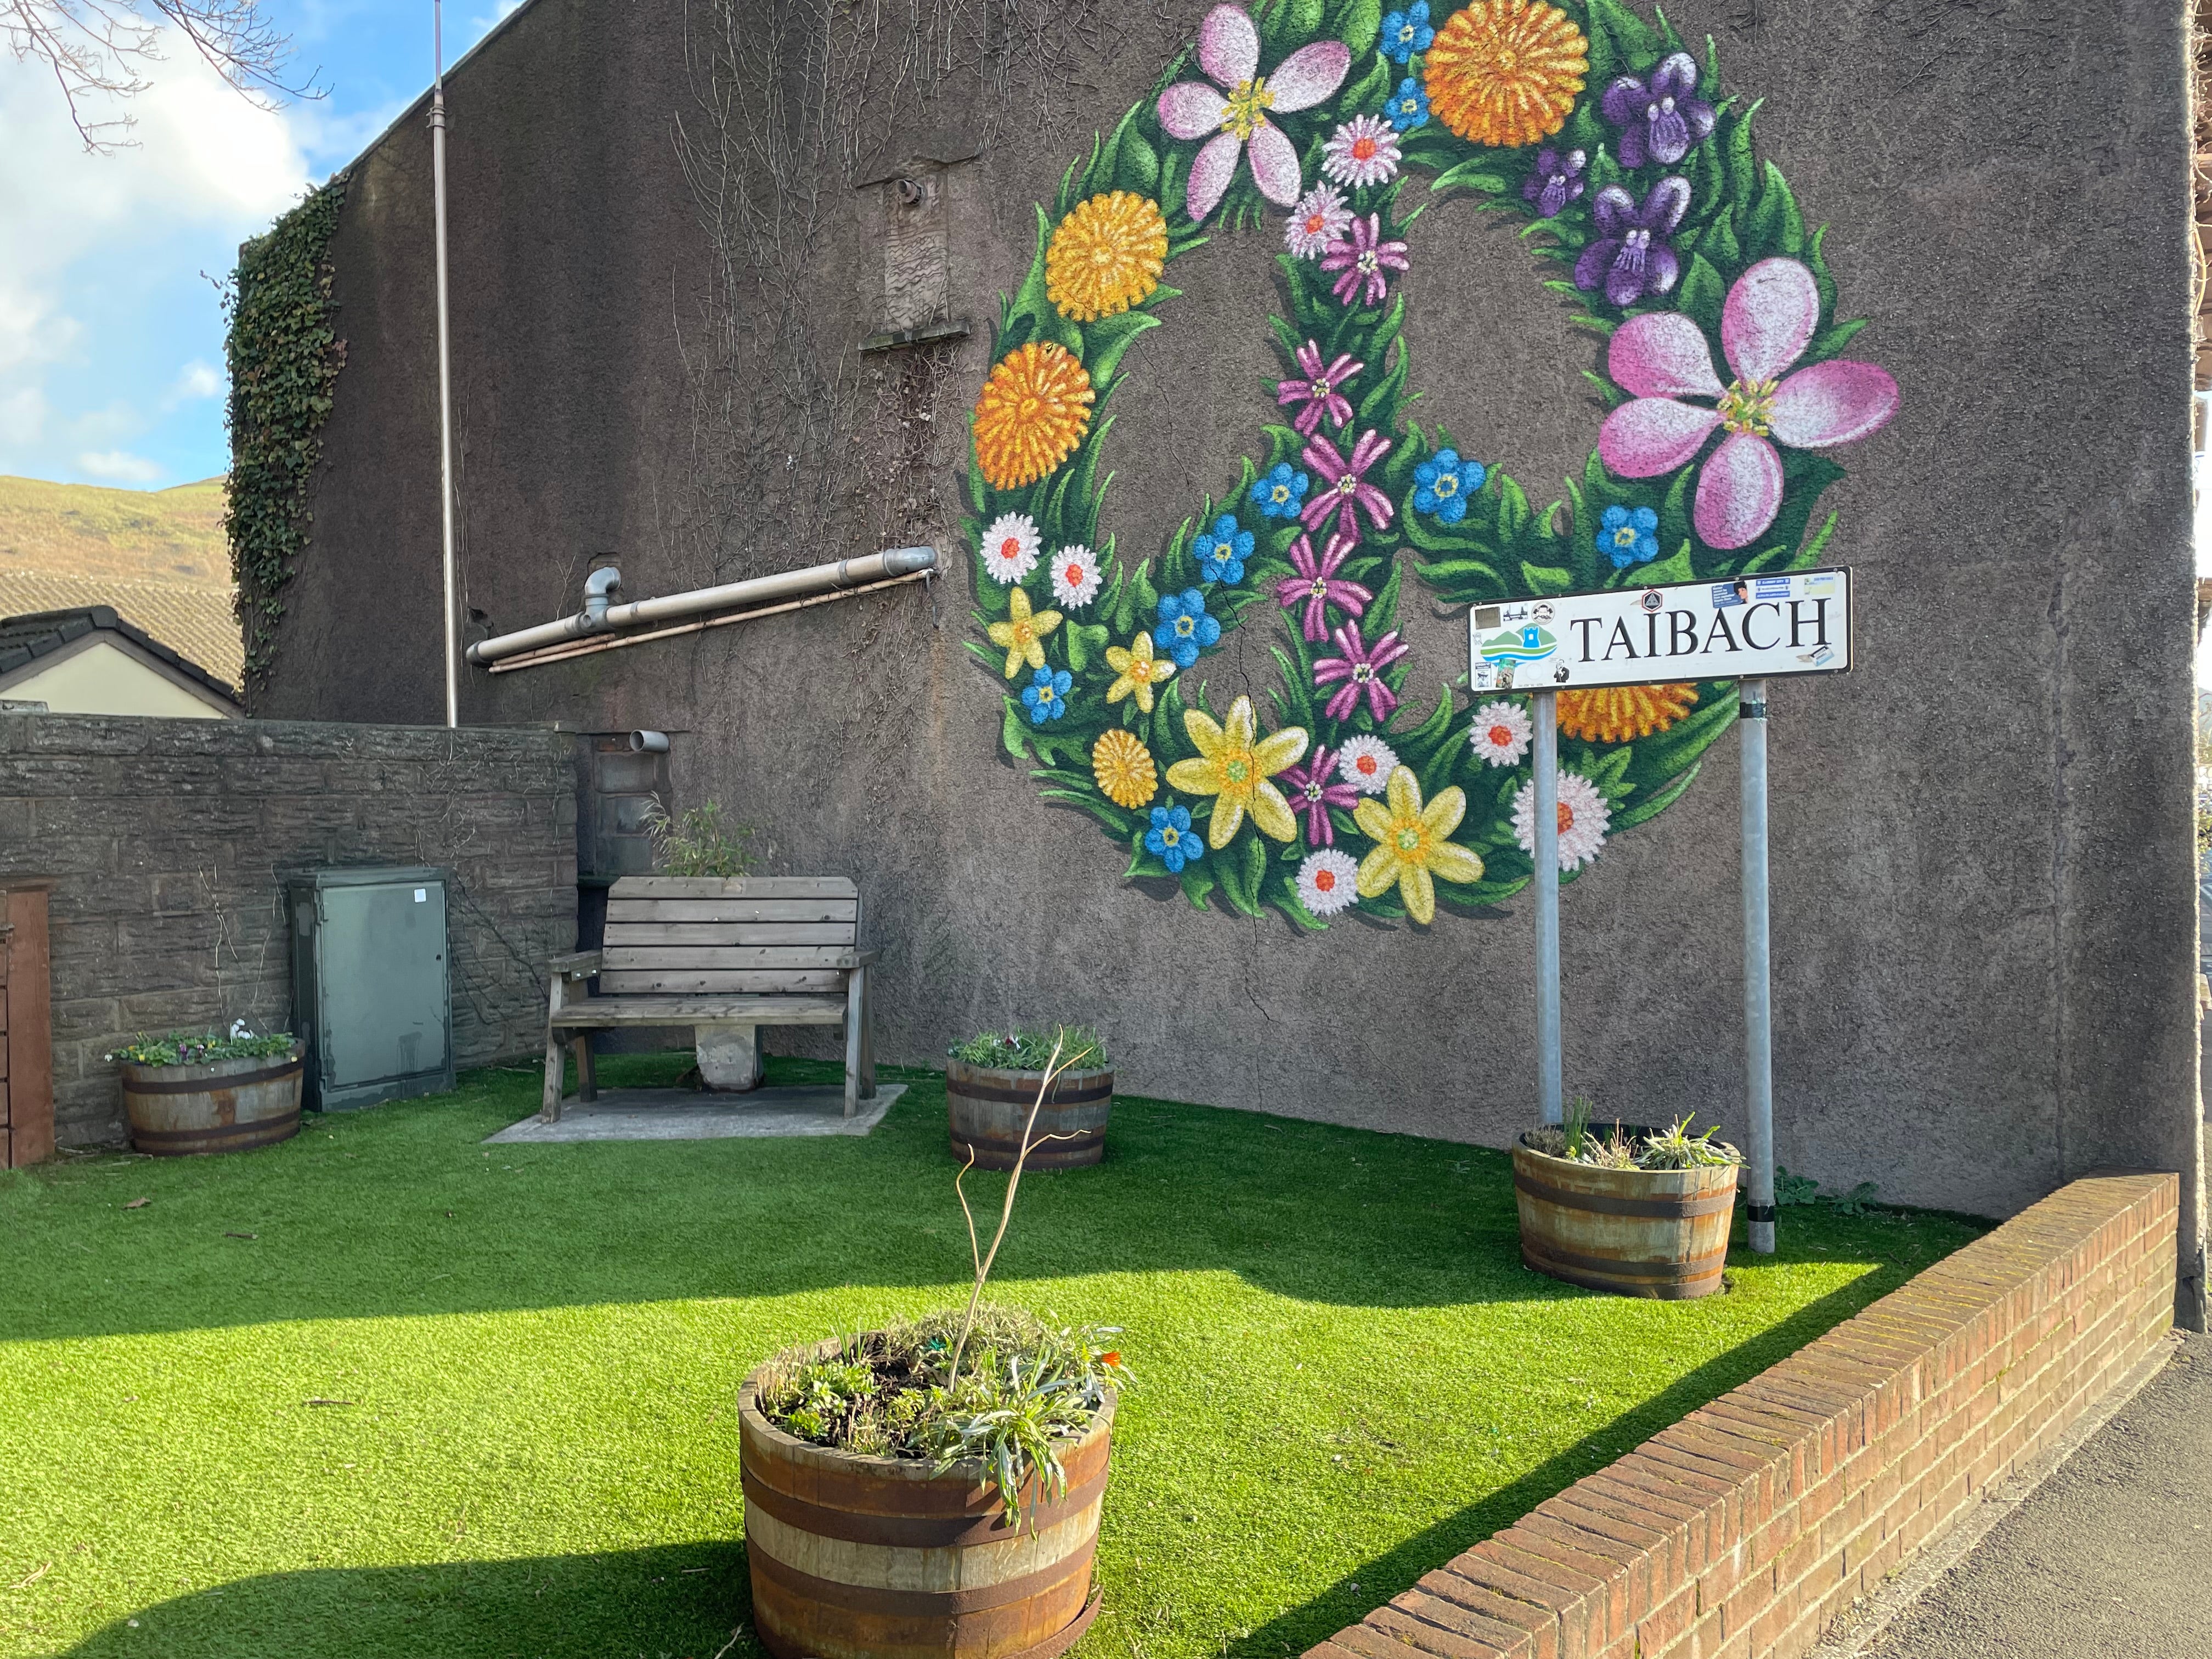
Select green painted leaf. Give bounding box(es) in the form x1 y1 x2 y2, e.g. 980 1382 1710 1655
1002 698 1034 760
1430 159 1510 195
1081 308 1163 386
1066 622 1110 673
1641 541 1695 586
1521 562 1575 597
1745 161 1805 261
1678 253 1727 339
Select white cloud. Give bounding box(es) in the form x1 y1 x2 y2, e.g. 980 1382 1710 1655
170 360 223 402
0 26 311 477
77 449 163 484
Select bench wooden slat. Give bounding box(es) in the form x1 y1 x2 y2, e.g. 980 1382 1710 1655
551 995 848 1026
599 969 847 995
607 876 858 900
602 946 860 970
606 899 858 924
602 922 856 946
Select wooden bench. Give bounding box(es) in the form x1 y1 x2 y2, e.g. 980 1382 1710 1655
543 875 877 1120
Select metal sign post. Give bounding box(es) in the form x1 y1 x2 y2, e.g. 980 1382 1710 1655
1533 690 1561 1125
1740 680 1774 1253
1470 569 1854 1246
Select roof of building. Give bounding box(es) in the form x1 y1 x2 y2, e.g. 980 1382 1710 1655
0 573 241 691
0 605 244 708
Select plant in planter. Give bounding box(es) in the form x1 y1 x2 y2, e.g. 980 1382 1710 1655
105 1028 304 1157
1514 1100 1744 1300
945 1025 1113 1170
739 1034 1130 1659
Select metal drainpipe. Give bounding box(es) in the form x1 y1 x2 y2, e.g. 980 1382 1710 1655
432 0 459 727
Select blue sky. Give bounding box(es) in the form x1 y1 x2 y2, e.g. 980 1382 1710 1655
0 1 522 490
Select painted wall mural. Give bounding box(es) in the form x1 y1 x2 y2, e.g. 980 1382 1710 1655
964 0 1897 929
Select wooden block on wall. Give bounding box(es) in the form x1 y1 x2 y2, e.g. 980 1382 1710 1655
2 882 54 1169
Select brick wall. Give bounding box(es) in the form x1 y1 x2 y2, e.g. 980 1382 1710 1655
0 712 578 1146
1310 1171 2180 1659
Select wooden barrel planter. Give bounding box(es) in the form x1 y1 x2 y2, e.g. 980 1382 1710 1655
1512 1132 1739 1300
945 1059 1112 1171
738 1355 1111 1659
121 1047 304 1158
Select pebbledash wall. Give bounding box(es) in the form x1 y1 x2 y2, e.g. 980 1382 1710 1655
0 713 577 1146
252 0 2203 1316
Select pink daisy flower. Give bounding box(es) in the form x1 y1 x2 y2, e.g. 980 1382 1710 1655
1284 184 1353 258
1322 115 1401 189
1469 701 1532 766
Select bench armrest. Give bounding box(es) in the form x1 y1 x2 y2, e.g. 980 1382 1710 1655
548 950 602 980
840 949 882 969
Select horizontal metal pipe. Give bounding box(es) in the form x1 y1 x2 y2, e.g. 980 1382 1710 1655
465 545 936 664
484 571 929 674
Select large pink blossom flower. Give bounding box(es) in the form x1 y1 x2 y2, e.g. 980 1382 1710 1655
1301 427 1393 542
1156 5 1351 225
1596 257 1899 550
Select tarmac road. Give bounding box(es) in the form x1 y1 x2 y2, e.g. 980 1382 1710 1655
1859 1329 2211 1659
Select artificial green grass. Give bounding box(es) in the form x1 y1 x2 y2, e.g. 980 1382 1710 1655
0 1056 1983 1659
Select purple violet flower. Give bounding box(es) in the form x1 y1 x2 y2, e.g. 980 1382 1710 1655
1312 618 1410 725
1274 530 1373 643
1573 177 1691 307
1300 428 1395 541
1522 147 1586 218
1279 743 1362 846
1600 52 1716 169
1319 213 1409 308
1278 341 1364 436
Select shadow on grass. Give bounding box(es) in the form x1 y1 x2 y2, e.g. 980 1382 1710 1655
49 1540 753 1659
0 1052 1978 1349
1219 1272 1893 1659
42 1277 1913 1659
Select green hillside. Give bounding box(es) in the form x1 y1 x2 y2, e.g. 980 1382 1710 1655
0 474 229 585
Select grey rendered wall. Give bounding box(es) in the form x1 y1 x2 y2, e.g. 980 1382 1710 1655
0 713 576 1145
259 0 2203 1317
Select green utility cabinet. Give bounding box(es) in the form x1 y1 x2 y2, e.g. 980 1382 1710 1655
286 866 454 1111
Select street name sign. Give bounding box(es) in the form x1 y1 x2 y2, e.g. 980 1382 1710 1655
1467 567 1853 693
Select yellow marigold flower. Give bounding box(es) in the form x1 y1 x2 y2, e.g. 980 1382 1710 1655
1103 630 1176 713
1093 729 1159 809
1353 765 1486 926
986 587 1062 679
973 341 1095 492
1164 693 1308 849
1424 0 1588 149
1558 682 1698 744
1046 192 1168 323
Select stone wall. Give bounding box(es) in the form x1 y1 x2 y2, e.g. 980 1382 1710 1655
250 0 2204 1322
0 713 577 1145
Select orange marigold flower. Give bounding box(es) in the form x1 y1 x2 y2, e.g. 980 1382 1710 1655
1423 0 1588 149
973 341 1096 492
1047 192 1167 323
1557 682 1698 744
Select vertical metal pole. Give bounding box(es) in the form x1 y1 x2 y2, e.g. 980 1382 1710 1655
432 0 460 729
1741 680 1775 1253
1534 689 1562 1125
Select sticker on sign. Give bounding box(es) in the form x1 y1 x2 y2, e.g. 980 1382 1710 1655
1467 568 1851 692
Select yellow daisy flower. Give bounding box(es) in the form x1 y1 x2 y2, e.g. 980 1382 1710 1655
1558 682 1698 744
1104 631 1176 713
973 341 1096 492
1353 766 1486 926
1164 694 1308 849
1092 729 1158 809
1423 0 1588 149
1047 192 1169 323
986 587 1062 679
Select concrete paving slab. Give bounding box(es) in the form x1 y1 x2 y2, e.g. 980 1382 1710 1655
484 1083 905 1143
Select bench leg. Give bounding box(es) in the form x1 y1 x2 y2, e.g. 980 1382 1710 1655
856 965 876 1100
572 1032 597 1103
844 968 866 1118
541 1029 566 1122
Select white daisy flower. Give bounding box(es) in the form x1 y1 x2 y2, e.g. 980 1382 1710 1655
1335 734 1399 795
1470 700 1532 766
1048 544 1102 607
1283 184 1353 259
1512 770 1612 872
1322 116 1402 190
980 512 1041 585
1296 849 1360 917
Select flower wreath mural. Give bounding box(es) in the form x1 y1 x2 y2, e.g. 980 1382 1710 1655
963 0 1897 928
